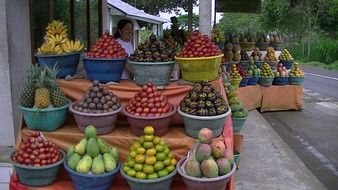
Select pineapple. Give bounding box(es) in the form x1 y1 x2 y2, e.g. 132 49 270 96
34 68 50 108
19 64 40 107
45 64 68 107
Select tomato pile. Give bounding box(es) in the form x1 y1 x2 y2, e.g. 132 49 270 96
86 31 128 59
176 32 222 58
12 131 62 166
125 82 172 117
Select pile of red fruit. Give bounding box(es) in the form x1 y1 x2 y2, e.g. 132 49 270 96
12 131 62 166
86 31 128 59
237 64 250 77
176 32 222 58
125 82 172 117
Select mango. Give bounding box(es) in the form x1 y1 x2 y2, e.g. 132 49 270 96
87 138 100 158
97 138 110 154
230 103 241 112
75 155 92 174
200 157 219 178
66 145 75 160
216 158 231 175
184 159 202 177
225 149 234 165
232 111 244 118
241 108 248 117
103 153 117 172
74 138 87 155
210 140 226 159
228 97 238 105
91 155 105 175
67 152 81 170
197 128 213 144
85 125 97 139
195 143 212 162
109 146 119 162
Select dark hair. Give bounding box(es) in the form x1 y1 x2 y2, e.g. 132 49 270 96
114 19 133 38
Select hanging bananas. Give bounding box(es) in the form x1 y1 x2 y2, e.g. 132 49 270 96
45 20 68 39
62 40 84 53
37 20 84 55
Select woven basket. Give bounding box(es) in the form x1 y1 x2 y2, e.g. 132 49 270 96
175 54 223 82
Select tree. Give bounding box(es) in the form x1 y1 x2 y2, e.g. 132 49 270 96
176 13 199 30
122 0 198 15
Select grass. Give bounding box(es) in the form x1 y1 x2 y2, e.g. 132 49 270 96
299 61 338 72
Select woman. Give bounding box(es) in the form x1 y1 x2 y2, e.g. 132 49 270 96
115 19 134 80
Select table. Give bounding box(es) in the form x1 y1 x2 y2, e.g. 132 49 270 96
237 85 303 112
13 77 235 190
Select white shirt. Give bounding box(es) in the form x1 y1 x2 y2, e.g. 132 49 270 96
116 38 134 80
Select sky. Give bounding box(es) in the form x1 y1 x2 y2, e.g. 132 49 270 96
159 1 223 29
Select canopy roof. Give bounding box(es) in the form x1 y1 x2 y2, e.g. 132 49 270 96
107 0 169 24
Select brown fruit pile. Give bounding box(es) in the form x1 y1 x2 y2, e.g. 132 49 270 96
12 131 62 166
73 80 121 113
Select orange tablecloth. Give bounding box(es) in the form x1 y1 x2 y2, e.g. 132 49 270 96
14 78 234 190
238 85 303 112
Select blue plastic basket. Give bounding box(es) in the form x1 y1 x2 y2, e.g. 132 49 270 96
83 57 127 83
10 150 65 187
239 77 250 87
259 77 274 87
232 117 247 133
64 161 120 190
289 77 304 85
247 76 259 85
239 61 249 71
120 164 177 190
279 60 294 69
35 53 80 78
273 77 289 85
18 100 71 131
254 61 264 69
178 107 231 138
128 60 175 86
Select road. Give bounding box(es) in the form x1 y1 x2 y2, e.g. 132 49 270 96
261 66 338 190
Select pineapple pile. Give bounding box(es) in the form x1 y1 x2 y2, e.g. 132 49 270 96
279 49 294 61
37 20 84 55
260 63 274 78
289 63 304 77
19 65 68 109
223 43 241 63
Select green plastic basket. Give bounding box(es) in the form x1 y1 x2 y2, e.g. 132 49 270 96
120 164 177 190
289 77 304 85
18 99 71 131
10 150 65 187
234 150 241 169
230 77 242 89
232 117 247 133
259 77 274 87
175 54 223 82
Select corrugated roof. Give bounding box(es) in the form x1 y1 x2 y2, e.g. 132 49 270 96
107 0 169 24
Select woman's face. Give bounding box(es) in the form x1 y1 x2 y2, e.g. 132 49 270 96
119 23 133 42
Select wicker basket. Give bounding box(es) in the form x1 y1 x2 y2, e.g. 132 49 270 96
175 54 223 82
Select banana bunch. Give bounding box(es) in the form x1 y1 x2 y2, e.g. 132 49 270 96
46 20 68 39
38 43 64 55
62 40 84 53
47 34 68 46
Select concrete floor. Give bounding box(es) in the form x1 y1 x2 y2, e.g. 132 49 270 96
234 110 326 190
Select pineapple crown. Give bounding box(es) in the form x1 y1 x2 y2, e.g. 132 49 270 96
34 64 59 90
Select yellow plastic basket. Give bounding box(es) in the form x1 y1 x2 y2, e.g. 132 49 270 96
175 54 224 82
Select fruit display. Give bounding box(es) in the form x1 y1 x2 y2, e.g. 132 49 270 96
183 128 233 178
179 82 229 116
125 82 173 117
211 26 225 44
250 47 264 62
19 64 68 109
260 63 274 77
223 43 241 63
264 47 278 62
224 79 248 119
66 126 119 174
129 34 175 62
72 80 121 113
229 64 242 80
176 32 222 58
12 131 63 166
279 49 294 61
240 50 249 61
274 63 287 77
247 58 261 77
236 64 249 78
86 31 127 59
37 20 83 55
289 63 304 77
122 126 177 179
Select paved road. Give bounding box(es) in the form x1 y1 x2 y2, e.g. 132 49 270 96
262 67 338 190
